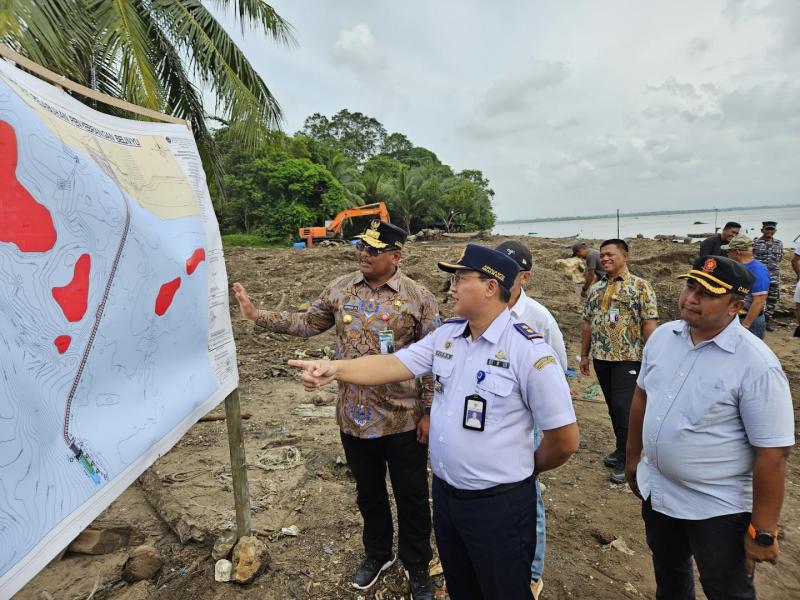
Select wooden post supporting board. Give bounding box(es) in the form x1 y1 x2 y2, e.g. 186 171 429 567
224 388 252 538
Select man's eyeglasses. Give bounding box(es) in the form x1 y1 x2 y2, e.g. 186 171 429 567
449 271 486 285
355 241 393 256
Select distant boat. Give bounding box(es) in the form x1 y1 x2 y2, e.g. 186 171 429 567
693 221 707 225
564 233 579 239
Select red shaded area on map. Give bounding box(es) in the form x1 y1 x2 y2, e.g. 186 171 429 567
54 335 72 354
0 120 57 252
186 248 206 275
155 277 181 316
52 254 91 322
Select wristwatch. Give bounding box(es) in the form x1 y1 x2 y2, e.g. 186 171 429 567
748 524 778 547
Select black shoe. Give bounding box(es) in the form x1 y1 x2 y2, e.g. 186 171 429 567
405 566 435 600
603 450 623 468
794 326 800 338
610 461 626 485
352 555 395 590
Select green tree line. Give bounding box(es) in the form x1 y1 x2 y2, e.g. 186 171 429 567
214 109 496 244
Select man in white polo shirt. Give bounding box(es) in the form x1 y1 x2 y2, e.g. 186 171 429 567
495 240 568 599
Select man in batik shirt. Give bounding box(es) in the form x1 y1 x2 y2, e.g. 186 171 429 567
580 239 658 485
233 221 439 599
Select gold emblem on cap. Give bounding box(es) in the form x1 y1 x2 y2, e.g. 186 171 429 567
370 219 381 230
496 350 506 360
702 258 717 273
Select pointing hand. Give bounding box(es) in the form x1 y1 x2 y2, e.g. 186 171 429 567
288 359 338 391
232 282 258 321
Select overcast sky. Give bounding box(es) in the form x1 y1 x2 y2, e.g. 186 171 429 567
217 0 800 221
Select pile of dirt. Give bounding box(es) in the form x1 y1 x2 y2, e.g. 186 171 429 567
16 236 800 600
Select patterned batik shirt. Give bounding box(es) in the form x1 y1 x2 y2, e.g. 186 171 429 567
583 268 659 362
255 269 440 438
753 237 784 277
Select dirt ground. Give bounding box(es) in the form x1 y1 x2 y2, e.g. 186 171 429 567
15 236 800 600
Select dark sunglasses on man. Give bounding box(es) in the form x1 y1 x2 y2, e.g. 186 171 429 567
355 241 395 256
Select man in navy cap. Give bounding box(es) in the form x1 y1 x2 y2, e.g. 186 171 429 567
626 255 794 600
753 221 784 331
289 243 580 599
233 220 440 599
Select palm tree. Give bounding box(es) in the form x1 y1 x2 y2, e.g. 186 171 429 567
319 148 365 207
0 0 294 194
390 167 425 234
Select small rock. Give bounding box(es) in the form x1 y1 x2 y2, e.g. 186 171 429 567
590 528 617 545
335 455 347 466
68 526 143 555
298 302 310 311
212 530 237 560
322 543 334 555
215 559 233 582
231 535 269 584
281 525 300 536
122 545 162 582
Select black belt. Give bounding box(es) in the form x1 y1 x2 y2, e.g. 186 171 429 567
435 475 532 499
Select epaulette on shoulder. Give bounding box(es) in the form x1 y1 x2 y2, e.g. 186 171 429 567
444 317 467 324
514 322 543 340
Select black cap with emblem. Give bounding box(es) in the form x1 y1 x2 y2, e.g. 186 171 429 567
437 243 520 290
495 240 533 272
354 220 407 249
677 255 755 296
762 221 777 229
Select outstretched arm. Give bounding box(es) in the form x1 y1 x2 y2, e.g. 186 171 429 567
233 282 335 336
288 355 415 390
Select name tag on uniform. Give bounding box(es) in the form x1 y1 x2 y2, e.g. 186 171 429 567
435 350 453 360
343 303 359 312
487 359 509 368
379 330 395 354
463 394 486 432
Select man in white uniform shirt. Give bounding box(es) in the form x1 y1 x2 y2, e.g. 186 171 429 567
496 240 568 598
290 244 579 599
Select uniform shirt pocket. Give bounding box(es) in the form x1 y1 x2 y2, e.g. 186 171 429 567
476 371 516 423
432 359 455 396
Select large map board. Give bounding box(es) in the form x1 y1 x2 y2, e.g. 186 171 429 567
0 59 238 597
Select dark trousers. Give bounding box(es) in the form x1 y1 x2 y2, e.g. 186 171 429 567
340 430 432 568
593 359 640 458
642 498 756 600
432 476 536 600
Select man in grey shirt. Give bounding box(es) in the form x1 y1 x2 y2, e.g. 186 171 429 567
572 242 606 298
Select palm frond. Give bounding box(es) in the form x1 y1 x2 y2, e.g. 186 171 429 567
152 0 284 145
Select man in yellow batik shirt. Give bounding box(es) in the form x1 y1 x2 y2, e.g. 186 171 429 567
580 239 658 484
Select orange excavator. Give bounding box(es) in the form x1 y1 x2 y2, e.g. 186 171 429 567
298 202 391 247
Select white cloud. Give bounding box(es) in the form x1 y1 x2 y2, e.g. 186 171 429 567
331 23 386 73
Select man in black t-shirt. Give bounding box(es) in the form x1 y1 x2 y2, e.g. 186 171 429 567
699 221 740 258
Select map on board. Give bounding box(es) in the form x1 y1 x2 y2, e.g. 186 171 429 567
0 59 238 597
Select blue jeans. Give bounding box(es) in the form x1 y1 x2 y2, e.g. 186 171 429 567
741 313 766 339
531 426 546 581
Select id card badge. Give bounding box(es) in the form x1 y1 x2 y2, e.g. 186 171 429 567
609 307 620 324
379 330 395 354
462 394 486 431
